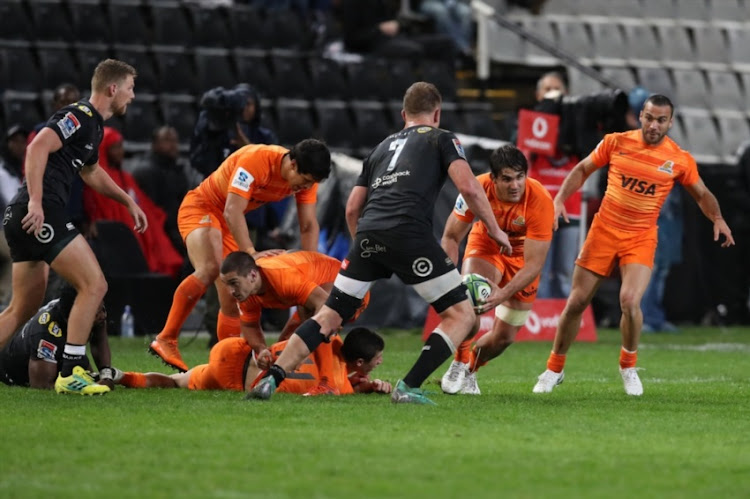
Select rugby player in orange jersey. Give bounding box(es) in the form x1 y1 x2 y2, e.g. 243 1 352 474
219 250 370 395
440 144 554 395
149 140 331 373
532 94 734 396
116 328 391 396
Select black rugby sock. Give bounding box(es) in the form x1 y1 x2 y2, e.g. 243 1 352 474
403 332 454 388
61 343 87 377
268 364 287 386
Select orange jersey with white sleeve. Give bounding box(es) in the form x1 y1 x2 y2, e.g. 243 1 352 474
589 129 699 232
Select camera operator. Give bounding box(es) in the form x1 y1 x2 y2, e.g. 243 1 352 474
190 84 278 178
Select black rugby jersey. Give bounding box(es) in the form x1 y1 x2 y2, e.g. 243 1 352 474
11 100 103 208
356 125 466 233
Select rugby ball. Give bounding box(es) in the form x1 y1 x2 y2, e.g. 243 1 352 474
463 273 491 309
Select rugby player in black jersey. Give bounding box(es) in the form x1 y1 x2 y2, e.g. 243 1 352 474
249 82 511 404
0 59 146 395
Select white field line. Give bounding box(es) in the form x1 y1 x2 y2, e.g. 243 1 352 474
639 343 750 352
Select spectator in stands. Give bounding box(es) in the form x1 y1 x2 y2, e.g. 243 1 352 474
337 0 455 59
523 71 581 299
83 127 184 278
0 124 29 308
30 84 81 138
131 126 202 254
190 83 277 178
413 0 474 57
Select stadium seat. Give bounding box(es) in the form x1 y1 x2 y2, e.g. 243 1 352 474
263 9 311 50
636 67 674 99
542 0 580 17
123 94 161 145
419 61 457 101
567 66 604 96
234 49 275 99
108 0 150 46
706 71 744 112
112 46 159 94
73 44 111 90
153 48 197 95
159 95 197 145
309 57 350 100
151 2 193 48
600 66 637 91
555 20 593 63
194 48 237 94
461 101 501 138
0 46 42 92
672 69 710 110
0 0 34 43
269 51 311 100
28 0 73 43
709 0 744 22
187 3 232 48
608 0 643 19
622 22 660 65
275 99 315 147
667 114 688 149
228 5 265 49
487 20 524 65
590 21 627 67
726 27 750 70
641 0 677 21
89 220 178 336
2 91 43 130
676 0 709 22
259 98 276 134
350 100 393 155
693 25 729 69
313 100 356 152
345 62 388 102
522 18 558 66
679 113 722 162
715 114 750 161
68 0 110 45
36 44 81 92
386 59 419 101
437 101 465 134
656 25 694 70
738 72 750 114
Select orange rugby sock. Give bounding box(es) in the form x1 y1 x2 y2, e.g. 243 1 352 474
121 372 147 388
546 351 566 373
619 347 637 369
455 339 472 364
469 346 487 373
217 311 241 341
159 275 208 341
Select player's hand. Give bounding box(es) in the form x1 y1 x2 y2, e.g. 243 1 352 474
553 200 569 231
255 349 273 370
713 218 735 248
371 379 392 394
475 279 506 315
128 202 148 233
22 199 45 235
251 248 285 260
488 229 512 255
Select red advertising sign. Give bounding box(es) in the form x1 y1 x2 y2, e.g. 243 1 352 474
421 298 597 343
516 110 560 156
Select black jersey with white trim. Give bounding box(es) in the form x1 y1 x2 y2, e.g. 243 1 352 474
11 100 103 208
355 125 466 233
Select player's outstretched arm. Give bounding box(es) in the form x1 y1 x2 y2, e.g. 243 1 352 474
553 156 596 230
685 179 735 247
297 202 320 252
441 213 472 264
22 129 62 236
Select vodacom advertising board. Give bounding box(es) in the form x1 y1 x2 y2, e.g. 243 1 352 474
516 110 560 156
421 299 597 342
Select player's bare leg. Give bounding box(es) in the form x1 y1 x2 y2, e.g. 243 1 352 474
0 260 48 349
617 263 651 396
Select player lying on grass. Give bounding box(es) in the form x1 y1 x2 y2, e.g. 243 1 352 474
440 144 554 395
0 285 116 391
117 327 391 396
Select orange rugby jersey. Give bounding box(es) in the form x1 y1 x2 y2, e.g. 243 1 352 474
238 251 342 323
271 336 354 395
590 130 699 232
453 174 554 257
192 144 318 213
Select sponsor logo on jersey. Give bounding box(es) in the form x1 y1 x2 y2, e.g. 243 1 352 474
620 175 657 195
2 206 10 226
657 160 674 174
37 339 57 362
341 259 349 270
417 127 432 133
199 215 211 224
454 194 469 216
412 257 433 277
452 138 466 159
231 167 254 191
56 112 81 139
35 223 55 244
85 144 94 150
360 238 386 258
371 170 410 189
48 321 62 337
66 223 75 231
38 312 51 325
512 216 526 226
72 158 84 171
77 104 93 116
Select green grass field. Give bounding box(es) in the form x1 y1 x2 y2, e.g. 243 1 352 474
1 327 749 499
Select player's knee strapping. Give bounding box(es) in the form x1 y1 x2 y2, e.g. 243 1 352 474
325 287 363 323
295 319 325 353
431 283 469 313
495 305 530 326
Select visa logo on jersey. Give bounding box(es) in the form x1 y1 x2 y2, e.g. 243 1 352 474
620 175 657 196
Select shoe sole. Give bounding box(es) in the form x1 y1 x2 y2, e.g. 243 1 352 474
148 344 188 373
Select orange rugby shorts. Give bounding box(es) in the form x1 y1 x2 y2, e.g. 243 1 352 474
177 190 240 257
464 237 539 303
188 337 252 391
576 214 658 277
